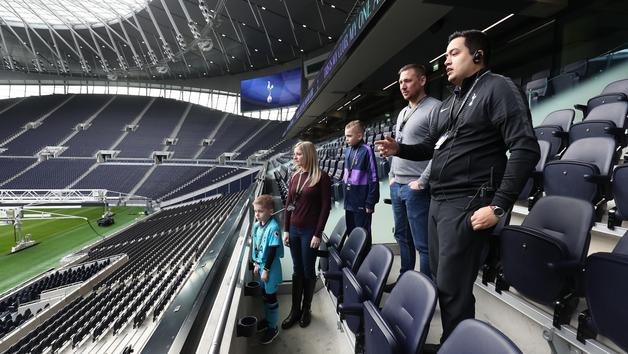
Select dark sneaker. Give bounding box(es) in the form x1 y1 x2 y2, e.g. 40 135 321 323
260 327 279 345
256 319 269 333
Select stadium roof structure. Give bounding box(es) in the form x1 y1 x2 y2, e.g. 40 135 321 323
0 0 355 81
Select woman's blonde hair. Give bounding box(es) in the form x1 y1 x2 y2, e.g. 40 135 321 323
294 141 321 187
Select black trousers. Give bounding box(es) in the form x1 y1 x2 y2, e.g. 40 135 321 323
428 195 491 342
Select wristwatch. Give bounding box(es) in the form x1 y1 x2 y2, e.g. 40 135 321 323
490 205 505 218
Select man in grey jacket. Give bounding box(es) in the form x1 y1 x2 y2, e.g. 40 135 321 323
389 64 440 282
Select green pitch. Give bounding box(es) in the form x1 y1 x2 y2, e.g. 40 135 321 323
0 206 145 294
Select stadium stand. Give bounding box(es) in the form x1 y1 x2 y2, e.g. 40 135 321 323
1 192 244 354
134 165 208 199
161 166 242 200
3 95 110 156
2 159 94 189
0 95 67 145
169 105 222 159
63 96 152 157
197 116 266 159
115 98 188 158
73 164 152 194
0 158 37 184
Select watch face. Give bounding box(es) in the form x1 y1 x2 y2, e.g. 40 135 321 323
493 207 505 217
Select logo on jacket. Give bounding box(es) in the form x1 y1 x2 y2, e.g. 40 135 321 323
468 93 477 107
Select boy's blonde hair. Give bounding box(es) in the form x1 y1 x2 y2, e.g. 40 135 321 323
345 120 365 134
253 194 274 211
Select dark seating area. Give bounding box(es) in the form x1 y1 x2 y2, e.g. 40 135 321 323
160 166 242 201
0 259 111 340
4 95 110 156
116 98 189 158
169 105 222 159
236 121 290 158
73 164 151 193
0 95 67 145
198 116 265 159
135 165 208 199
3 192 244 354
63 96 152 157
3 159 94 189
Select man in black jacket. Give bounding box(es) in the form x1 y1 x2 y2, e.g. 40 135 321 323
376 30 539 342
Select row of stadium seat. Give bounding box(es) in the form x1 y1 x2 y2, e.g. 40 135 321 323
3 192 243 354
0 95 289 160
318 223 522 353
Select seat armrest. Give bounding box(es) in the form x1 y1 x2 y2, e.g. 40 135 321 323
552 131 569 139
314 250 329 258
323 271 342 280
583 174 609 183
574 104 587 115
338 303 363 317
603 126 627 137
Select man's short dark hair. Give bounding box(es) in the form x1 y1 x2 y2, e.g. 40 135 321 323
398 63 428 79
448 30 491 66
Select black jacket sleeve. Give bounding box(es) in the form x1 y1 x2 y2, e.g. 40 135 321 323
489 78 540 210
264 246 277 270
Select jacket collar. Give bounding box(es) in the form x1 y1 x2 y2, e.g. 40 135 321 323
453 68 489 97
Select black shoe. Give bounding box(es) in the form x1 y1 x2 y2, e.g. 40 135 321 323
256 319 269 333
281 309 301 329
260 327 279 345
299 278 316 328
282 275 304 329
299 309 311 328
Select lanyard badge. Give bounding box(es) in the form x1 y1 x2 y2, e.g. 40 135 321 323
346 146 359 190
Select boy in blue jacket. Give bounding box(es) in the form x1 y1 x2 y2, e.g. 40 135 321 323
251 194 284 344
343 120 380 245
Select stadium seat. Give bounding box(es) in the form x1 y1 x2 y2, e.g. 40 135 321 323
608 164 628 229
612 232 628 255
543 137 615 213
534 109 574 159
338 244 394 347
575 78 628 116
498 195 594 328
577 238 628 351
323 227 369 299
438 319 522 354
525 69 551 107
518 139 551 207
568 101 628 149
362 271 436 354
318 216 348 272
551 60 587 94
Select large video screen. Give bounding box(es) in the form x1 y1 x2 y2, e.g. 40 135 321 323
240 68 302 112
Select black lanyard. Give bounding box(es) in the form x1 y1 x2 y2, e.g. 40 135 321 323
254 221 270 256
347 145 360 180
398 95 428 134
448 70 489 134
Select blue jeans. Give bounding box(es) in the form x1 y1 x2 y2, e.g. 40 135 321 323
390 182 431 279
288 225 317 279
